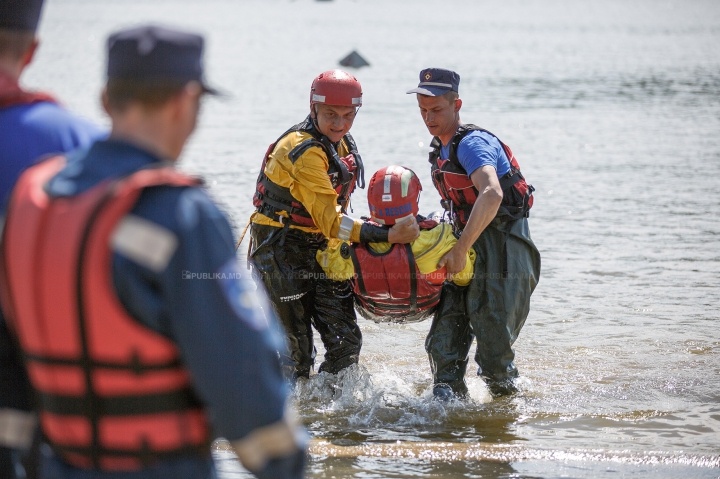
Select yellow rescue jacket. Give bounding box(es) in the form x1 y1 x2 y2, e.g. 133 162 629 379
252 116 365 242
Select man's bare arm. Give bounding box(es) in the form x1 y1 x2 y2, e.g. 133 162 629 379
438 165 502 276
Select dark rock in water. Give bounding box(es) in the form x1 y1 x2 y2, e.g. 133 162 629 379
339 50 370 68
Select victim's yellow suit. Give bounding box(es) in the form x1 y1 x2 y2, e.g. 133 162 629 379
317 222 476 286
251 129 364 242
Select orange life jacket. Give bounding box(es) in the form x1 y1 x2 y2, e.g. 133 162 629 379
0 156 211 470
350 219 441 323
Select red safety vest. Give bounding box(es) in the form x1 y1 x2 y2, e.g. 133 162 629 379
253 116 365 227
0 156 211 470
350 219 442 323
429 125 534 226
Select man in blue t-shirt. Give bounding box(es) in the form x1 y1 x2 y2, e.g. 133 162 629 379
408 68 541 400
0 1 104 477
0 1 104 205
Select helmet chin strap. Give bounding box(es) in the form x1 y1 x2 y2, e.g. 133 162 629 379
308 107 326 142
310 105 318 126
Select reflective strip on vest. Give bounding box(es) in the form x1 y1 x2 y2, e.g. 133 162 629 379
0 408 37 449
111 214 178 273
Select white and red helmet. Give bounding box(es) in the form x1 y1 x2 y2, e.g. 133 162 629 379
310 70 363 108
367 166 422 225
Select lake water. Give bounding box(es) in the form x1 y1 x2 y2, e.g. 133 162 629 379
26 0 720 477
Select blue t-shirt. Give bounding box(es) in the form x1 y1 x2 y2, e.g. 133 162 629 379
440 129 511 178
0 101 105 205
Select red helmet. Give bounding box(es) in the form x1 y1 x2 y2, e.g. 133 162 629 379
310 70 363 108
367 166 422 225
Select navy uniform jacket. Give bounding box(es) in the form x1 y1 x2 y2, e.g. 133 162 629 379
38 139 295 477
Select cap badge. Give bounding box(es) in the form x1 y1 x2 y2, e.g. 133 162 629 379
424 72 432 81
138 38 157 56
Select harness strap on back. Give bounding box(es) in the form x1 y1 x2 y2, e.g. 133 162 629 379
349 246 367 297
405 243 418 314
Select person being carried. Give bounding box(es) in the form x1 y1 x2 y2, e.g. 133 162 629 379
0 25 305 479
407 68 541 400
317 165 475 324
250 71 419 380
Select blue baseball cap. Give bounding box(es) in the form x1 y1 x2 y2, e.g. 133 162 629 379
107 25 220 95
406 68 460 96
0 0 44 31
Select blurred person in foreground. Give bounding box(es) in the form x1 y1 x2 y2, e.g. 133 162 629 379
316 165 475 324
0 0 104 477
0 0 104 199
407 68 541 399
249 70 419 380
0 25 305 478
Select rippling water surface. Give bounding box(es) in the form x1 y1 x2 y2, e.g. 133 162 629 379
28 0 720 477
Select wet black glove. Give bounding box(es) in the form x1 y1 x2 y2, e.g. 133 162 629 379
359 222 389 243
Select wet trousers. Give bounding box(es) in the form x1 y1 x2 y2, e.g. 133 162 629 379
250 224 362 378
425 218 540 395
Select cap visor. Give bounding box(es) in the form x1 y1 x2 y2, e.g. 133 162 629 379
406 86 450 96
201 82 225 97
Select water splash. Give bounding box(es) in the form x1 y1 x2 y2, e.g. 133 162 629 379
291 364 495 433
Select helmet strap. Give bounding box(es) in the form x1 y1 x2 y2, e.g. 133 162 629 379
310 105 322 133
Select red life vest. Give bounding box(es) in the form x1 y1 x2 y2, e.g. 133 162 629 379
429 125 534 226
253 115 365 227
0 157 211 470
350 219 441 323
0 70 56 109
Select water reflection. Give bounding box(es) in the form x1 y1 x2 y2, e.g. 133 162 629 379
308 455 519 479
33 0 720 476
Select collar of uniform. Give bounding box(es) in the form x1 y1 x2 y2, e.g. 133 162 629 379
92 138 169 168
46 138 171 197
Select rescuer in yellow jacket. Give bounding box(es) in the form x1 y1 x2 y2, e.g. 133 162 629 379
249 71 419 379
316 166 475 324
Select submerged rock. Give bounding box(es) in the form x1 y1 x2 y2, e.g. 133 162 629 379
339 50 370 68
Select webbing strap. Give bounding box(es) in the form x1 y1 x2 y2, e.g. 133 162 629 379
405 243 418 315
24 352 181 373
359 295 439 312
50 441 208 467
38 387 203 417
349 246 367 297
